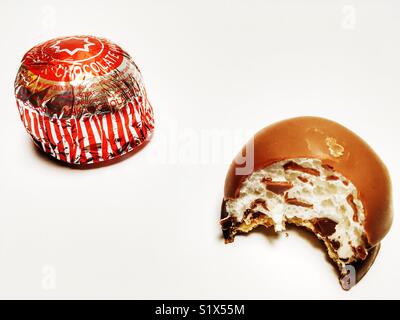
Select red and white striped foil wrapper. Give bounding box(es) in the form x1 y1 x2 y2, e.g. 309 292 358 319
14 35 154 165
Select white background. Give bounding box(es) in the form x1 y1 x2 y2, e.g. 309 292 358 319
0 0 399 299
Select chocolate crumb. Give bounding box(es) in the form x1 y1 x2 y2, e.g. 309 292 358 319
312 218 337 237
243 209 252 219
297 176 308 183
220 216 238 242
284 193 314 208
252 211 267 219
262 178 293 195
322 164 334 171
250 199 269 211
283 161 320 176
355 246 367 260
331 240 341 250
326 175 339 181
346 194 359 222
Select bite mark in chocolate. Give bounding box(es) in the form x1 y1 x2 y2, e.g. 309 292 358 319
283 161 320 176
220 216 236 230
220 215 238 243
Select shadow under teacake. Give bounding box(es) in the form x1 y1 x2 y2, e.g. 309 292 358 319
30 134 153 170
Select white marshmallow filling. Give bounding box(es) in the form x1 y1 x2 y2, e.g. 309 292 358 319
223 158 368 273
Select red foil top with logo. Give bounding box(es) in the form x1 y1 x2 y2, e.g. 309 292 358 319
14 35 154 165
